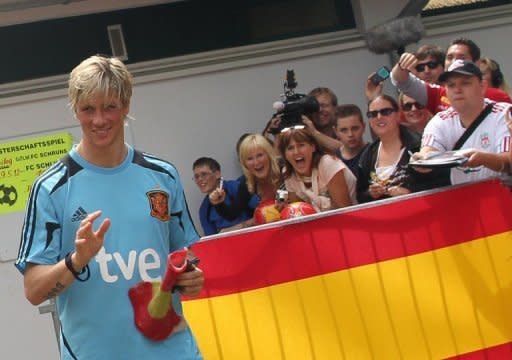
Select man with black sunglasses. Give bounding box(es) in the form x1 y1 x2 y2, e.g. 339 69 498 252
412 45 445 85
391 38 511 115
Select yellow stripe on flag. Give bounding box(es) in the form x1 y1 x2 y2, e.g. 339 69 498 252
184 231 512 359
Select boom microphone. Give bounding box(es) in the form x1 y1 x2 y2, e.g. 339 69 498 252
273 101 285 112
365 16 425 56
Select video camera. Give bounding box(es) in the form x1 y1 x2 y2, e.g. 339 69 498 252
269 70 319 134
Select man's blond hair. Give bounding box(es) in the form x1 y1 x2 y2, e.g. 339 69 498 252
68 55 133 112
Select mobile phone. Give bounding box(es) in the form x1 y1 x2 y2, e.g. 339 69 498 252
370 66 391 85
218 177 224 190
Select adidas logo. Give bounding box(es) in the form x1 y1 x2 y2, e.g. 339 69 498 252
71 207 88 222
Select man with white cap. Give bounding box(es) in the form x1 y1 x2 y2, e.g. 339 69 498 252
413 59 511 185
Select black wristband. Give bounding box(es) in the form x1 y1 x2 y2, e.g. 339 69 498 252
65 251 90 282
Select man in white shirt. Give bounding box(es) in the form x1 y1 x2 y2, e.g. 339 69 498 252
414 60 511 185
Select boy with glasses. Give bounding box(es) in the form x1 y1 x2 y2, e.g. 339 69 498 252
193 157 252 235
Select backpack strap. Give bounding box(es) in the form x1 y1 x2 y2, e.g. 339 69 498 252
453 103 494 151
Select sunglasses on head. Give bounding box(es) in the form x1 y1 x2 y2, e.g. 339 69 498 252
280 124 305 133
366 108 395 119
402 102 425 111
415 61 440 72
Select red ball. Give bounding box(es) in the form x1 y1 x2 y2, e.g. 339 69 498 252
280 201 317 220
253 199 281 225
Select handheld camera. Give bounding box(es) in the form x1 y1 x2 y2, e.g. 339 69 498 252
276 189 289 203
370 66 391 85
269 70 320 133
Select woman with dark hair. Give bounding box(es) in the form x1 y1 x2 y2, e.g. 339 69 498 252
357 94 427 203
278 127 356 212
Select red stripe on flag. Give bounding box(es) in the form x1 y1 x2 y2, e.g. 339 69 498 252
444 342 512 359
192 180 512 298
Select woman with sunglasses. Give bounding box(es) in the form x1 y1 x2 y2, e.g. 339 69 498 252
399 92 433 134
278 127 356 212
357 94 426 203
209 134 282 227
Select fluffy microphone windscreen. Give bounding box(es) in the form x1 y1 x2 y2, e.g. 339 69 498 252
273 101 285 111
365 16 425 55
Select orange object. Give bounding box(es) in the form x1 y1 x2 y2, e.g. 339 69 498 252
128 249 189 341
280 201 317 220
253 199 281 225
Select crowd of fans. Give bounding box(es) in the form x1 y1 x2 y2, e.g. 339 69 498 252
192 37 512 236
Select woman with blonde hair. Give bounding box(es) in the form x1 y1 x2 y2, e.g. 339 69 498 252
209 133 283 227
238 134 282 198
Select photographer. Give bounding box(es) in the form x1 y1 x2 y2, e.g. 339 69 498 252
307 87 339 139
303 87 345 153
264 113 342 154
263 72 342 153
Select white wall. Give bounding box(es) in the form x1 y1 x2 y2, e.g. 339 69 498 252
1 4 512 358
130 47 388 228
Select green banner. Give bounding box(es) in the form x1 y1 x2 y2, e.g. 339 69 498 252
0 132 73 214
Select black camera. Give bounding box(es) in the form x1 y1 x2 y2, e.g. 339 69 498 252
370 65 391 85
269 70 319 134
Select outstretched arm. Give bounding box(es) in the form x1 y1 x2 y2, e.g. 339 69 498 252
391 52 417 83
391 53 429 105
462 150 510 173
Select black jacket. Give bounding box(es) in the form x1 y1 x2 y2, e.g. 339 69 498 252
356 126 448 203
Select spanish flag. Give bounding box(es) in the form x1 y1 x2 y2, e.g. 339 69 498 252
183 180 512 359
